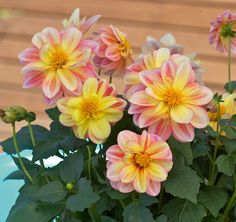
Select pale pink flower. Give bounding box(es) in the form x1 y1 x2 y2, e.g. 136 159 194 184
94 25 133 76
19 27 98 105
106 130 173 196
128 59 213 142
209 9 236 54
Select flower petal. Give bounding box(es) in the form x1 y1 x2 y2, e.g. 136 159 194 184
106 145 124 162
107 161 125 181
117 130 140 152
172 121 194 142
57 69 78 91
59 114 74 127
146 180 161 196
23 71 44 88
129 91 158 106
133 168 148 193
42 71 61 98
170 105 193 123
120 164 137 183
147 162 167 182
83 78 98 99
190 106 209 128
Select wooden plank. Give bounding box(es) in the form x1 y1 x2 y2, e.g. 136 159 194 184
1 0 233 30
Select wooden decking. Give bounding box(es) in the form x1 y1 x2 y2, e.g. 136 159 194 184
0 0 236 142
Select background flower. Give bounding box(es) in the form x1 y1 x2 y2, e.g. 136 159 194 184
57 78 126 144
208 93 236 131
209 9 236 54
63 8 101 36
19 27 98 105
128 59 213 142
93 25 133 76
106 130 173 196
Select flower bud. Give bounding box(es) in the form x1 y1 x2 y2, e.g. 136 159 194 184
0 108 17 124
25 112 36 122
11 106 27 121
66 183 74 191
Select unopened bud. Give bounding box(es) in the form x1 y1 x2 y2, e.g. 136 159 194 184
0 108 17 124
11 106 27 121
25 112 36 122
66 183 74 191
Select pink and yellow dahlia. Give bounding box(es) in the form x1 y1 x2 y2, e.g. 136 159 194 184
209 9 236 54
106 130 173 196
19 26 98 105
124 48 192 99
57 78 126 144
128 60 213 142
208 93 236 131
63 8 101 35
93 25 133 76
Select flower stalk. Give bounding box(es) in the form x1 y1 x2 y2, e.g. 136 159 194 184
228 37 232 93
12 122 35 184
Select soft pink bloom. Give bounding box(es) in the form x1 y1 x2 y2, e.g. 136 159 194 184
128 59 213 142
94 25 133 76
106 130 173 196
63 8 101 36
19 27 98 105
209 9 236 54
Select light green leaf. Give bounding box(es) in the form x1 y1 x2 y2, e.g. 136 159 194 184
37 181 67 203
123 203 154 222
162 198 207 222
139 193 158 206
198 186 228 217
164 164 201 203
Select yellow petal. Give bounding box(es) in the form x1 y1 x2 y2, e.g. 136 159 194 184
170 105 193 123
89 118 111 140
83 78 98 99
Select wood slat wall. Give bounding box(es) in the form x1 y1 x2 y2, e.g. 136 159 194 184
0 0 236 143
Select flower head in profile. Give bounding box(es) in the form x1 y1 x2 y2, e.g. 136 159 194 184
106 130 173 196
128 59 213 142
94 25 133 76
63 8 101 35
208 93 236 131
57 78 126 144
209 9 236 53
19 27 98 105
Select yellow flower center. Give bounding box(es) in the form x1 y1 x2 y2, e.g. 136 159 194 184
49 45 69 70
80 96 100 119
118 39 132 58
133 153 150 168
163 88 183 108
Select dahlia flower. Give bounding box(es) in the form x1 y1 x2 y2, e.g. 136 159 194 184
57 78 126 144
124 48 195 99
19 27 98 105
93 25 133 76
128 60 213 142
209 9 236 54
106 130 173 196
63 8 101 35
208 93 236 131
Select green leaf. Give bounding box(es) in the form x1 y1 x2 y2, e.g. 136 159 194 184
138 193 158 206
106 188 129 200
37 181 67 203
1 125 48 154
198 186 228 217
192 143 210 158
216 154 235 176
168 137 193 165
223 127 236 139
7 203 63 222
95 193 116 214
59 152 84 183
224 81 236 93
156 215 167 222
123 203 154 222
45 106 60 121
164 163 201 203
162 198 207 222
101 216 117 222
4 170 25 181
202 215 224 222
221 136 236 154
66 178 100 212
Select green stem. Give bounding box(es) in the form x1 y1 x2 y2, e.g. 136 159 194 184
228 37 232 93
209 102 221 185
87 145 92 181
28 122 49 183
12 123 35 184
119 200 125 209
222 173 236 220
109 75 113 84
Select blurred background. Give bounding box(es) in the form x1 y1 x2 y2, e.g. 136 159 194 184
0 0 236 147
